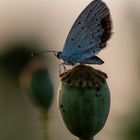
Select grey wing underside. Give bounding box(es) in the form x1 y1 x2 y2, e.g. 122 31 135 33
77 55 104 64
62 0 112 60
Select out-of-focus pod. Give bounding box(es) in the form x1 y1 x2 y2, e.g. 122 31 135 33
20 58 54 110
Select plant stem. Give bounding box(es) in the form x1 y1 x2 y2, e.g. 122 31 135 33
41 109 49 140
79 137 94 140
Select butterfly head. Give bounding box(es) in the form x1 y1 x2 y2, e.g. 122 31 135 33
55 51 62 59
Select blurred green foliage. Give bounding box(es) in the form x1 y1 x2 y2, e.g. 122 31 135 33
122 104 140 140
0 40 54 140
0 41 36 79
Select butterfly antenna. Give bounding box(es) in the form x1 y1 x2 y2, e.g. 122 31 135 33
31 50 58 57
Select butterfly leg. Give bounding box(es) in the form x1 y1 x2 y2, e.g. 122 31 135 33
59 63 67 74
63 63 66 71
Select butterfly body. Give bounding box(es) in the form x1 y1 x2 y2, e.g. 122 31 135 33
56 50 104 65
56 51 76 65
55 0 112 66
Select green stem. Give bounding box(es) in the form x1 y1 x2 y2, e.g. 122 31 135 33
41 109 49 140
79 137 94 140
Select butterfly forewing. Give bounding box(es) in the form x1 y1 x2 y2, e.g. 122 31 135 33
62 0 112 61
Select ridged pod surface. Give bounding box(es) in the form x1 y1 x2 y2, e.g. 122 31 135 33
57 65 110 140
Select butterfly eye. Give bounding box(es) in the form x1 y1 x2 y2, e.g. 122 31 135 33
56 52 62 58
78 45 81 48
90 41 93 44
71 38 74 41
78 22 81 25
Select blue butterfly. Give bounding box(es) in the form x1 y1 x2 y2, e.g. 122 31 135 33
56 0 112 66
33 0 112 67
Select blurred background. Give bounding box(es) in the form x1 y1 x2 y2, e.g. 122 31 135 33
0 0 140 140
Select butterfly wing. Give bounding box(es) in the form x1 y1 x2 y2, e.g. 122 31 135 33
62 0 112 59
79 55 104 64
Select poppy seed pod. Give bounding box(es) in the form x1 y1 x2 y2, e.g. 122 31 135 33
57 65 110 140
20 59 54 110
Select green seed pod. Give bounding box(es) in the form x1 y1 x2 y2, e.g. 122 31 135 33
57 65 110 140
20 59 54 110
30 68 54 109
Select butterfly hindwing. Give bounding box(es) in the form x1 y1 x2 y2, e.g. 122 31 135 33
79 55 104 64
